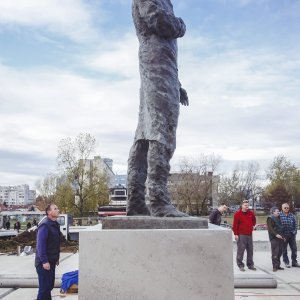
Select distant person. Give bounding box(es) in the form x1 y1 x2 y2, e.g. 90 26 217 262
232 200 257 272
209 203 228 225
33 218 37 226
15 221 21 233
5 220 10 230
267 207 285 271
27 221 32 230
35 204 61 300
280 203 299 268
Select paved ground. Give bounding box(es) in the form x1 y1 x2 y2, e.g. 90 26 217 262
0 231 299 299
0 253 78 300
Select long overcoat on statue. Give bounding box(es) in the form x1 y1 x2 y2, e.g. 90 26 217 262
132 0 186 152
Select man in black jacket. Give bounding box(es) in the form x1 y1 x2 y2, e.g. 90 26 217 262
209 203 228 225
267 207 285 272
35 204 61 300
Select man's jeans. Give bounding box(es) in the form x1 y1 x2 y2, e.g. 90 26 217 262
236 235 254 268
36 262 56 300
282 234 298 265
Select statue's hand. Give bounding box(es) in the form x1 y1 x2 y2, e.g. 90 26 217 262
180 87 189 106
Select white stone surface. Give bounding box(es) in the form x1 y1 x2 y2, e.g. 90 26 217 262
79 228 234 300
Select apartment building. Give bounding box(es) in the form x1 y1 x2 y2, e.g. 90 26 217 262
0 185 36 206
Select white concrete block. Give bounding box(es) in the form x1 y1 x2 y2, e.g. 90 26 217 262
79 228 234 300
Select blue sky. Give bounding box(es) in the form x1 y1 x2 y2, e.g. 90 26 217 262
0 0 299 189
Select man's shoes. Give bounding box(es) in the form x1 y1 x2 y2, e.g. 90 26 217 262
285 263 291 268
248 266 257 271
292 263 300 267
277 267 284 270
273 268 277 272
239 267 245 272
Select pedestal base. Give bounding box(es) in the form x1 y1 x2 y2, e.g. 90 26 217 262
79 227 234 300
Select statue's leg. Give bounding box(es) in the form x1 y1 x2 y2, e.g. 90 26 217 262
148 141 188 217
127 140 150 215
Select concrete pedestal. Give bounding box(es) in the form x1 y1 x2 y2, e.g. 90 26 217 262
79 227 234 300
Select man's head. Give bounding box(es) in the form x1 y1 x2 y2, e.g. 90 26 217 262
241 200 249 212
282 203 290 214
218 203 228 213
270 206 280 217
45 204 60 220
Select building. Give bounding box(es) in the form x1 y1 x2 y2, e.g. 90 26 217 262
0 185 36 206
81 156 115 187
114 175 127 187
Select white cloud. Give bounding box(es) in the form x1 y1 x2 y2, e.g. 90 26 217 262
0 0 100 41
83 33 139 78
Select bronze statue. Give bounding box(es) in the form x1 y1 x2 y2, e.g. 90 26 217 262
127 0 189 217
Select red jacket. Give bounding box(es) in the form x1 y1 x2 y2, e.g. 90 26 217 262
232 209 256 235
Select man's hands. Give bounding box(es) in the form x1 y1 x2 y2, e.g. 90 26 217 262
180 87 189 106
43 262 50 270
276 234 283 239
235 235 239 241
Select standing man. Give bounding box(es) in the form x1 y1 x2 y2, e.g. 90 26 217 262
5 219 10 230
35 204 61 300
267 207 285 271
209 203 228 225
280 203 299 268
15 220 21 233
233 200 257 271
127 0 189 217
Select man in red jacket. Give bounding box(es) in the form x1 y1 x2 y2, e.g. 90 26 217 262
233 200 257 271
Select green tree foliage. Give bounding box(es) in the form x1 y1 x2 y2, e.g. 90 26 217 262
263 183 291 210
264 155 300 208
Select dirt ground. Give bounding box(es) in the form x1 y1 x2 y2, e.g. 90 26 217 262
0 230 78 254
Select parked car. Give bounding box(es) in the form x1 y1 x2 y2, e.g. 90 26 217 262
254 223 267 230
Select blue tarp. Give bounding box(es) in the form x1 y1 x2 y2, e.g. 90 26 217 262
61 270 78 293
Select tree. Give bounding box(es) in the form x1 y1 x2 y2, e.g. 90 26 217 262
218 162 262 207
263 182 291 210
169 154 221 215
265 155 300 208
56 133 110 218
35 173 58 207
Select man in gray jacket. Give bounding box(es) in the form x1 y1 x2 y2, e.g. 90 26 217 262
127 0 189 217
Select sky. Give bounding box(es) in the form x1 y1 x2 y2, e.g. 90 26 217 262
0 0 299 189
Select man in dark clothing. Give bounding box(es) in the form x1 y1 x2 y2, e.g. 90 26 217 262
209 203 228 225
232 200 256 272
267 207 285 272
35 204 61 300
15 221 21 233
5 220 10 230
27 221 32 230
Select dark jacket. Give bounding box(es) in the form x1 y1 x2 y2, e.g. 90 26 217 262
35 218 60 267
267 215 284 241
232 209 256 236
209 209 222 225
